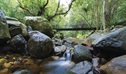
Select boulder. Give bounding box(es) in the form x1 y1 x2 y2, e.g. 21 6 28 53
73 45 92 63
92 26 126 59
27 31 54 58
0 10 11 45
83 31 107 46
100 55 126 74
9 34 27 53
24 16 54 38
6 16 27 37
54 45 66 55
71 61 93 74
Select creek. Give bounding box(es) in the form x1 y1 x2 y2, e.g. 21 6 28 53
40 47 74 74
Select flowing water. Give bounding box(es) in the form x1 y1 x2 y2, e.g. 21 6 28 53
41 48 75 74
62 47 73 61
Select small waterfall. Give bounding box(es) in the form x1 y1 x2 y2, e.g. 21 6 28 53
41 47 75 74
62 47 73 61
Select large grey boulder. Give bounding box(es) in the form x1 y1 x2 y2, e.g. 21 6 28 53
0 10 11 45
27 31 54 58
24 16 54 38
73 45 92 63
100 55 126 74
83 31 107 46
92 26 126 59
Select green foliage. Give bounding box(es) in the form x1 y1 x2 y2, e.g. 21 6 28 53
1 0 126 39
0 0 23 20
112 1 126 24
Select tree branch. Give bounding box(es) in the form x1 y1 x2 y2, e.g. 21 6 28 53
43 0 49 8
55 0 60 16
17 0 35 16
48 0 75 21
79 13 93 29
19 6 36 16
37 0 49 16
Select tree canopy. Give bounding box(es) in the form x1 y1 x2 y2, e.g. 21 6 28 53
1 0 126 38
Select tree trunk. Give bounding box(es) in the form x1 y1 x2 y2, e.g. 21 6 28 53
102 0 106 31
103 0 110 31
95 0 99 31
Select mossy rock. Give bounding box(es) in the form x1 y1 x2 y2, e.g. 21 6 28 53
0 10 11 45
24 16 54 38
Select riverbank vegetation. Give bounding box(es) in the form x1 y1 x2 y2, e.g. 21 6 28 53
1 0 126 39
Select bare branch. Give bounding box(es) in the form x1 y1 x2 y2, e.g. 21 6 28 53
17 0 35 16
20 6 36 16
79 13 95 30
37 0 49 16
43 0 49 8
54 0 60 16
48 0 75 21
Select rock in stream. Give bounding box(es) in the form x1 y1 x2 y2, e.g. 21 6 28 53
100 55 126 74
27 31 54 58
92 26 126 59
73 44 92 63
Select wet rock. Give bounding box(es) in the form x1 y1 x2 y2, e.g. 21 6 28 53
92 57 100 73
100 55 126 74
92 26 126 59
27 31 54 58
73 45 92 63
54 45 66 53
6 16 27 37
83 32 107 46
24 16 54 38
9 34 27 53
71 61 93 74
0 10 11 45
54 45 66 55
